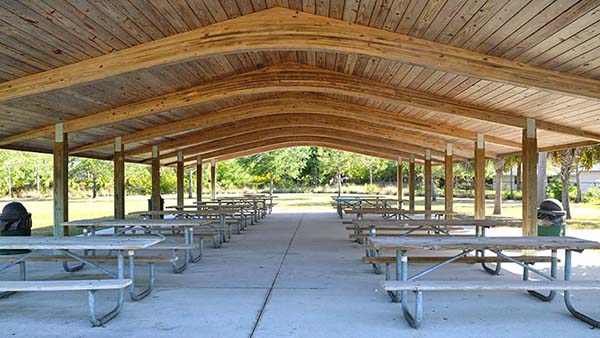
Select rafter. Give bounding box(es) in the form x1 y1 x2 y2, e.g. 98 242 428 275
2 7 599 104
5 63 598 148
132 114 478 161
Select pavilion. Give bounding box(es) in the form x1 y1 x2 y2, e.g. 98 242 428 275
0 3 599 242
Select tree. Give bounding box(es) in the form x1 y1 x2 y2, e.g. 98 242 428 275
238 147 311 193
503 156 521 199
574 146 600 203
70 158 113 198
552 149 575 219
537 152 548 206
317 148 355 196
493 158 506 215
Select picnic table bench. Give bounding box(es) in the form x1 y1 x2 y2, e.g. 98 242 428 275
0 236 161 326
370 236 600 329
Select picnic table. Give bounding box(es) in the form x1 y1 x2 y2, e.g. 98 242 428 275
63 219 213 269
370 236 600 328
332 196 401 218
0 236 161 326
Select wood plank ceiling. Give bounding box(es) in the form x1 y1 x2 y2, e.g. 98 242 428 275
0 0 599 165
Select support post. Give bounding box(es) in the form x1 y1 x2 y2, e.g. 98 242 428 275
113 137 125 219
196 155 203 205
474 134 486 220
522 119 538 236
176 150 184 207
408 154 415 211
424 150 432 219
151 145 161 214
397 157 403 208
445 144 454 220
53 123 68 237
210 160 217 200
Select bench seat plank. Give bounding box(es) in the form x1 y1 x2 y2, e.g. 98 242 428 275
363 255 553 264
381 280 600 291
0 255 176 264
0 279 132 292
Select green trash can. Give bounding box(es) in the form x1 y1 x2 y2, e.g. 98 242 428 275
537 198 567 237
0 202 33 255
538 222 566 237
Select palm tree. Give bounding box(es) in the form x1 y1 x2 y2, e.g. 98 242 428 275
551 149 575 219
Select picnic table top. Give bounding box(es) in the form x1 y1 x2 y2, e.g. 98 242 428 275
132 209 242 216
0 236 163 250
352 219 522 227
369 236 600 251
61 219 212 227
345 208 455 214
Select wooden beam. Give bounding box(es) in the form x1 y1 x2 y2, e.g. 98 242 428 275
160 127 439 166
445 144 454 220
151 145 161 216
196 155 203 205
499 140 599 157
7 63 600 148
2 8 599 103
53 123 68 237
195 137 417 166
522 119 538 236
409 155 416 211
145 118 469 162
210 160 216 200
71 94 519 154
424 150 432 219
180 135 432 167
176 150 184 207
113 136 125 219
474 134 486 220
397 157 403 208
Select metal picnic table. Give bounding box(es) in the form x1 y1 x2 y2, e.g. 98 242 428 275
0 236 162 324
63 219 212 263
370 236 600 328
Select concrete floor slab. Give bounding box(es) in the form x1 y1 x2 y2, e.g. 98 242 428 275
0 211 599 338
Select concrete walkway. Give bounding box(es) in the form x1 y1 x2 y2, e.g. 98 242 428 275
1 211 599 337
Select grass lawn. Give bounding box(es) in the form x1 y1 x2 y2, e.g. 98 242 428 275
0 193 598 235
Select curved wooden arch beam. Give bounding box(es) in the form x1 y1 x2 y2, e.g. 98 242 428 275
180 136 439 168
162 127 448 166
5 63 599 148
159 127 429 165
1 7 599 103
136 114 478 160
72 94 518 154
199 142 399 166
157 126 449 165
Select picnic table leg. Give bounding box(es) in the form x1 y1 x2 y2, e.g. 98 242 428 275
397 250 423 328
563 250 600 328
87 251 126 327
524 249 557 302
169 248 188 273
478 227 501 275
0 261 28 299
188 228 203 263
127 250 155 301
368 226 382 274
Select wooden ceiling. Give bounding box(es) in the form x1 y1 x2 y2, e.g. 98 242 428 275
0 1 599 164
